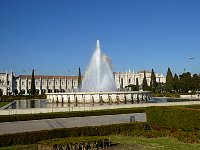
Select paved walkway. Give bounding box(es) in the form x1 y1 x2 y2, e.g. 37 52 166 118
0 113 146 135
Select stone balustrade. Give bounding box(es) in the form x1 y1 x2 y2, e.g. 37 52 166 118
46 91 152 104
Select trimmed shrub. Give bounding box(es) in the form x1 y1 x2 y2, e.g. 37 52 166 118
0 122 199 147
172 130 199 143
0 122 148 147
146 106 200 131
152 92 181 98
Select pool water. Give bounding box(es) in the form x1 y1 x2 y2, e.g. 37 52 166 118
3 98 197 110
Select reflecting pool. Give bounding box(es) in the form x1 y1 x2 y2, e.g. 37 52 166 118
3 98 197 110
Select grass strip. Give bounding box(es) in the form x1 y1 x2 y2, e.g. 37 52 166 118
1 135 200 150
0 107 145 122
0 102 10 108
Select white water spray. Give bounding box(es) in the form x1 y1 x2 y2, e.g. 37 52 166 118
81 40 117 92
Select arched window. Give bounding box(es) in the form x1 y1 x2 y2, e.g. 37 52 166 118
48 89 52 93
20 89 25 95
41 89 46 94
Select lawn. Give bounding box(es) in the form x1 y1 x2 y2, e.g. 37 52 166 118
0 102 9 108
1 136 200 150
106 135 200 150
0 144 37 150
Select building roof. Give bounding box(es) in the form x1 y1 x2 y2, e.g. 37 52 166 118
138 70 151 73
18 75 79 80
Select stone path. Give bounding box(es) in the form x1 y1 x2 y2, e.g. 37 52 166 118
0 113 146 135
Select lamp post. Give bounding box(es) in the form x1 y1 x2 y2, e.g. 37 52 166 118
188 90 192 99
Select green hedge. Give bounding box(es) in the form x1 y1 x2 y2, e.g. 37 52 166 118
146 106 200 131
181 105 200 109
0 122 199 147
152 92 181 98
0 122 148 147
0 107 145 122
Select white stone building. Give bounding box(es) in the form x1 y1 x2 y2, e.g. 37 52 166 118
0 69 166 95
114 70 166 90
16 75 78 95
0 71 16 95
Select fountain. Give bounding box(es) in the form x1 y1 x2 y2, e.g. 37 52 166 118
46 40 151 104
3 41 200 116
81 40 116 92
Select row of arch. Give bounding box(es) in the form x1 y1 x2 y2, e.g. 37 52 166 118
16 89 67 95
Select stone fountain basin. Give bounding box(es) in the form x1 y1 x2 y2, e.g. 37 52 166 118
46 91 151 103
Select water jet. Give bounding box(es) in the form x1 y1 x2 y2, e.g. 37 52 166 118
47 40 151 104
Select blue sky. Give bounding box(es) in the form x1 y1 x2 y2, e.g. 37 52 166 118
0 0 200 76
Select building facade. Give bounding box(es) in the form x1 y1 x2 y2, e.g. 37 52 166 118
0 71 16 95
16 75 78 95
114 70 166 90
0 69 166 95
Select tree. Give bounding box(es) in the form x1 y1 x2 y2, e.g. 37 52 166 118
0 89 3 96
78 67 82 91
150 69 157 92
173 73 180 92
135 78 139 90
191 74 200 91
179 72 192 93
165 68 174 92
136 78 139 87
156 82 164 93
142 70 148 91
30 69 36 96
127 84 139 91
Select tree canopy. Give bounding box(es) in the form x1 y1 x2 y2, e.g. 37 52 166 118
150 68 157 92
78 67 82 91
173 73 180 92
179 72 192 93
162 70 200 93
30 69 36 96
142 70 148 91
165 68 174 92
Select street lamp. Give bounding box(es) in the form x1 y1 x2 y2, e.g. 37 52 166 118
188 90 192 99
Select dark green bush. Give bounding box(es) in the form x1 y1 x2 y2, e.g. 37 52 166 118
146 106 200 131
0 122 199 147
182 105 200 109
172 130 199 143
0 122 148 147
152 92 181 98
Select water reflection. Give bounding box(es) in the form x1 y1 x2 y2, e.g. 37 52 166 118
4 98 196 110
5 99 48 109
